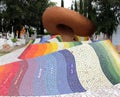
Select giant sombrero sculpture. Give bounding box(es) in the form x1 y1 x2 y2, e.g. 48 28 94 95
42 7 96 41
0 6 120 97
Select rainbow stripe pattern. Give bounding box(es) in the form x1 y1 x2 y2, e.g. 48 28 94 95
0 40 120 96
19 42 82 59
19 35 90 60
40 35 89 43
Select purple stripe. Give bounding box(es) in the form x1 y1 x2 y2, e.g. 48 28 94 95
59 50 86 92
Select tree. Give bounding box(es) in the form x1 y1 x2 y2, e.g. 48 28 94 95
71 1 74 10
74 0 78 11
74 0 120 39
79 0 83 14
61 0 64 7
35 0 49 35
92 0 120 39
0 0 56 37
2 0 27 38
20 0 50 35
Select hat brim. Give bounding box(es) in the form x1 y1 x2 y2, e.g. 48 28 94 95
42 7 96 36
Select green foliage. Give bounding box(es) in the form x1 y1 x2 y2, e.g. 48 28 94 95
11 38 17 43
73 0 120 38
28 27 34 34
0 0 56 35
94 0 120 38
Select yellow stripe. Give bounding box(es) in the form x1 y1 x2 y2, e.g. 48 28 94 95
63 42 70 48
51 42 58 52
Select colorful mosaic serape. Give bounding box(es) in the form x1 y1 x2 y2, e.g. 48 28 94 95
0 40 120 96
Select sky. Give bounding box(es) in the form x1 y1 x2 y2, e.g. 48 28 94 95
50 0 73 8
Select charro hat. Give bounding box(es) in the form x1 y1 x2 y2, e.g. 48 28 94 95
42 6 96 36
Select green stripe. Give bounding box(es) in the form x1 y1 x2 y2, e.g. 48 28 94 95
90 41 120 84
100 42 120 76
56 36 63 42
74 42 82 46
69 42 75 47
